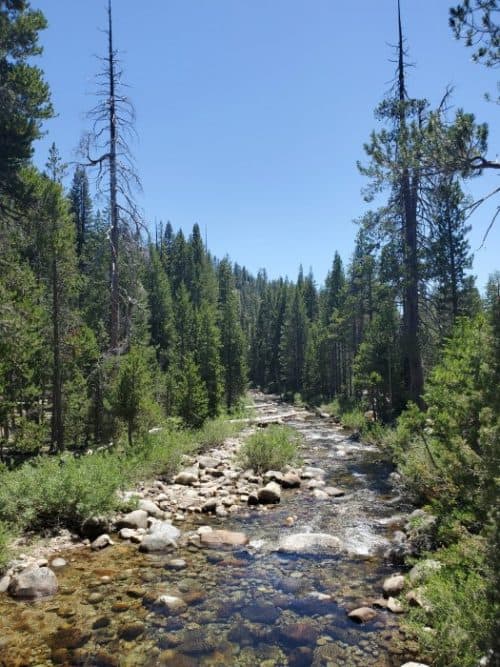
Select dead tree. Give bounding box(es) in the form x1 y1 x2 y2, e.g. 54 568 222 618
81 0 141 353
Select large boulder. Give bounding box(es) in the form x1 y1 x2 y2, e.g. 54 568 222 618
199 529 249 548
174 470 198 486
277 532 342 555
139 521 180 553
282 472 301 489
347 607 377 623
383 574 405 596
8 565 58 599
138 499 164 519
116 509 149 530
257 481 281 504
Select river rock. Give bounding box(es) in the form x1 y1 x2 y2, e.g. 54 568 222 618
116 509 149 530
264 470 284 484
312 489 329 501
198 455 220 470
91 534 114 550
80 515 110 540
307 479 326 489
8 565 58 599
383 574 405 596
400 664 430 667
282 472 301 488
50 558 67 569
247 492 259 506
277 532 342 555
347 606 377 623
200 499 217 514
408 558 442 585
139 521 180 553
138 499 164 519
386 596 404 613
278 622 319 646
174 470 198 485
166 558 186 570
119 527 141 541
257 481 281 504
0 574 11 592
118 622 145 641
157 594 188 613
200 529 249 548
324 486 345 497
302 466 326 479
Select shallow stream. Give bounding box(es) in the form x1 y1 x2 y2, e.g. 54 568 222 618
0 397 411 667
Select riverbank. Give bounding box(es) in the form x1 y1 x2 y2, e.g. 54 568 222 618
0 393 431 667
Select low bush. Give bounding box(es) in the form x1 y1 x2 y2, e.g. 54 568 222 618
0 413 243 539
0 521 11 571
0 452 128 533
195 417 243 452
238 424 301 473
406 538 494 667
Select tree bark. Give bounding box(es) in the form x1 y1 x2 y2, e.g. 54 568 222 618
398 0 424 406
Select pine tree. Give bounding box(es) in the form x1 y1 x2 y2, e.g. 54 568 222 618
177 353 209 428
69 166 93 259
146 246 177 370
195 302 223 417
218 259 247 410
0 0 53 211
111 346 153 446
280 283 308 395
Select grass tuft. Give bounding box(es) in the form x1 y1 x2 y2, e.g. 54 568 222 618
238 424 301 473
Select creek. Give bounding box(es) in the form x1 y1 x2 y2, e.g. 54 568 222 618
0 394 413 667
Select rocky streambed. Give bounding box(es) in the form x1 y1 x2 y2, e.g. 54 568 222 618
0 394 430 667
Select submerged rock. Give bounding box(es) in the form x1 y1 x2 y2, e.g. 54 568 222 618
277 532 342 555
199 529 249 548
278 622 319 646
347 606 378 623
8 565 58 599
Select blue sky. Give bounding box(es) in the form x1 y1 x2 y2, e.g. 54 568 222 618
33 1 499 289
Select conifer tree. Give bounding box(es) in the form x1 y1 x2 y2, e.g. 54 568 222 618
218 258 247 410
280 283 308 394
69 166 93 259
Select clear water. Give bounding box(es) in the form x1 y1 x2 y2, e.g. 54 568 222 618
0 399 411 666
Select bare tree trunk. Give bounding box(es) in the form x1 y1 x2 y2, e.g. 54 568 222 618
107 0 120 352
398 0 424 406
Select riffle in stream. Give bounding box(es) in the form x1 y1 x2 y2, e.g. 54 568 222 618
0 396 412 666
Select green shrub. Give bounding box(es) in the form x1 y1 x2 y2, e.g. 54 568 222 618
0 452 128 532
341 408 366 432
196 417 243 452
238 425 301 473
406 538 494 667
0 521 11 571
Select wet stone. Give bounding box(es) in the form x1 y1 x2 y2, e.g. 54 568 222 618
118 622 146 641
277 622 319 646
241 601 281 624
92 616 111 630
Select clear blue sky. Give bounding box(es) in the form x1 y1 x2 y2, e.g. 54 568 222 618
33 0 499 289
